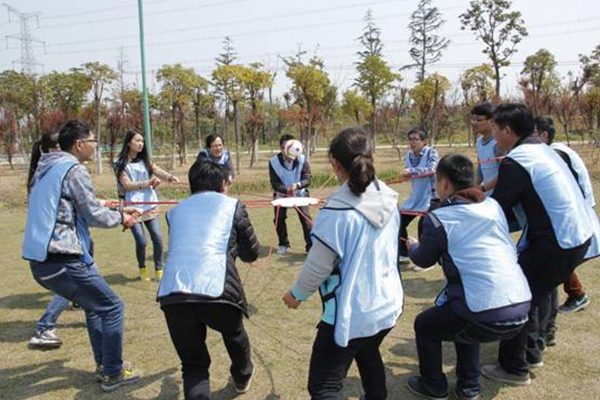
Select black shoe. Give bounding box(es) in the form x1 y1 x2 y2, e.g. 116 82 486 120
546 332 557 347
453 386 481 400
558 295 590 313
233 367 253 394
407 376 448 400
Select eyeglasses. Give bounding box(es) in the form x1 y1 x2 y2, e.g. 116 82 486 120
470 116 489 122
79 139 99 143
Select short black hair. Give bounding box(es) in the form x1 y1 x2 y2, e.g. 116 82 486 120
279 134 295 147
492 103 534 138
436 153 474 191
407 127 427 140
470 103 494 118
534 115 556 144
205 134 224 149
58 120 91 151
188 160 227 194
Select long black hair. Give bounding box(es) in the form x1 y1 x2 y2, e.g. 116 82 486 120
328 127 375 196
27 132 59 193
114 130 153 180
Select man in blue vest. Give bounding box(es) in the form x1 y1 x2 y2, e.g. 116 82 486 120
398 128 439 268
471 103 502 195
406 153 531 400
158 160 260 399
481 104 593 385
22 120 142 392
269 134 312 255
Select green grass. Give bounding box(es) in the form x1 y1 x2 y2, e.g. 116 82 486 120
1 144 599 399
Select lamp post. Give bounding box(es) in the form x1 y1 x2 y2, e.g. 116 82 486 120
137 0 152 155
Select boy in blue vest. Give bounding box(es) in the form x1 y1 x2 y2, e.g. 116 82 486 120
22 120 142 392
158 160 260 399
398 128 439 267
406 153 531 400
471 103 503 195
269 134 312 255
481 104 594 385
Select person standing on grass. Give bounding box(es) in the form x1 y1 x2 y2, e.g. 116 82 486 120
158 160 259 400
22 120 142 392
471 103 503 195
114 130 180 282
269 134 312 255
196 134 234 183
398 128 440 267
283 127 403 400
481 104 593 386
405 153 531 400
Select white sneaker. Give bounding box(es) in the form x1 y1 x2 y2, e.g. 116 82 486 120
412 264 436 272
398 255 411 264
277 246 288 255
29 329 62 349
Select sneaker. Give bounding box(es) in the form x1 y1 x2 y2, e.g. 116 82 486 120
139 267 151 281
481 365 530 386
398 255 411 264
277 246 288 255
406 376 449 400
453 386 480 400
29 329 62 349
528 360 544 369
100 362 142 392
233 368 254 394
95 365 104 382
155 269 163 281
558 294 590 313
546 332 557 347
413 264 436 272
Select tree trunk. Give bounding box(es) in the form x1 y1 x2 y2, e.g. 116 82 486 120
170 105 177 170
95 99 103 174
233 100 241 175
493 61 501 99
370 98 376 152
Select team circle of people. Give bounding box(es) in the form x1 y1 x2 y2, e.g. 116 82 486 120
22 102 600 399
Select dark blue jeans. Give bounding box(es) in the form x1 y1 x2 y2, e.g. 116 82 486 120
130 217 163 270
415 304 524 396
30 261 125 377
36 294 70 333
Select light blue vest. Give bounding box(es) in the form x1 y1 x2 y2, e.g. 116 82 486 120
431 198 531 312
269 154 306 197
22 160 93 265
401 147 436 212
476 136 500 196
124 161 159 213
311 206 404 347
508 144 592 250
157 192 238 298
199 149 230 166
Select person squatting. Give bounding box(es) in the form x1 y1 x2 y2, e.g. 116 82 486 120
21 105 600 399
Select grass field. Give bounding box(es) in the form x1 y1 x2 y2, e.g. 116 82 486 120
1 145 599 399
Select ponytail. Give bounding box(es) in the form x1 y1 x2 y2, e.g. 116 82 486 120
27 140 43 193
348 154 375 196
329 127 375 196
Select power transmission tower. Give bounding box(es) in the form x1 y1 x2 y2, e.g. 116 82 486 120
3 3 46 74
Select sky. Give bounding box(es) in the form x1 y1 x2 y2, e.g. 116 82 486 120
1 0 599 100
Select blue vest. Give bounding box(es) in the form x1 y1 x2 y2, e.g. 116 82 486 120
476 136 500 196
401 147 436 212
431 198 531 312
311 205 404 347
157 192 238 298
199 149 230 166
508 144 592 250
269 154 306 197
22 160 93 265
124 161 159 213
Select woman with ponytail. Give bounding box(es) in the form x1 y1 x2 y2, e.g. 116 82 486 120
283 127 404 399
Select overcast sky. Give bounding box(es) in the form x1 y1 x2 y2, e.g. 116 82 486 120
1 0 598 99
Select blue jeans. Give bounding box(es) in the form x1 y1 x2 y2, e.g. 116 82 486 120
36 294 70 333
130 217 163 270
30 260 125 377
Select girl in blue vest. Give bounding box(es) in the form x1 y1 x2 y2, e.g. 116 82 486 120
406 153 531 400
196 134 234 183
398 128 439 266
283 126 404 400
158 160 259 400
114 130 180 281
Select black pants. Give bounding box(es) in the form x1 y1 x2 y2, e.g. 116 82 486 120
162 303 253 400
399 199 441 257
498 239 590 375
274 205 312 251
308 322 391 400
415 303 524 396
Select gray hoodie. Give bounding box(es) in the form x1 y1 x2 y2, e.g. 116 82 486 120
291 179 399 297
31 151 122 257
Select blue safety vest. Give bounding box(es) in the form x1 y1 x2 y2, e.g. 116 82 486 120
22 160 93 265
157 192 238 298
431 198 531 312
269 154 306 197
198 149 230 166
476 136 500 196
401 147 436 212
124 161 159 213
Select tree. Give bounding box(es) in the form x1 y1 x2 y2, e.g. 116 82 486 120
0 106 17 169
460 0 528 98
214 37 237 146
407 0 450 82
579 44 600 89
190 73 212 151
0 70 39 155
460 64 495 106
81 62 116 174
40 70 91 118
355 10 398 146
409 73 450 145
341 90 372 124
554 73 579 145
520 49 559 115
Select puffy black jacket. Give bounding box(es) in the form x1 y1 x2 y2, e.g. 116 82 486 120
159 201 260 316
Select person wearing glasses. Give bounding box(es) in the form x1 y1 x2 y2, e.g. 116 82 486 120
114 130 180 281
471 103 502 195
